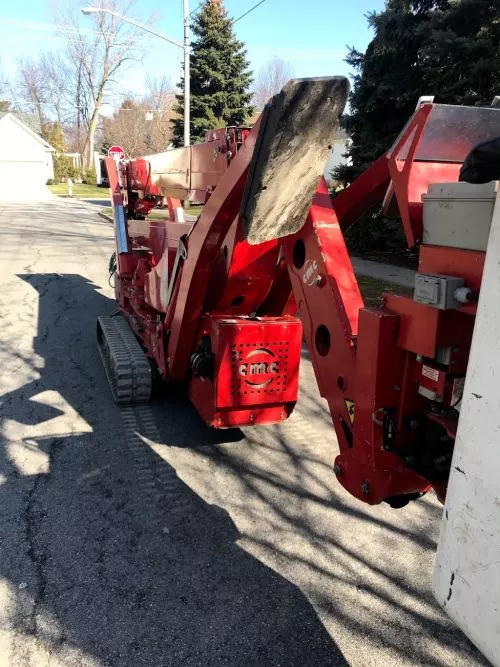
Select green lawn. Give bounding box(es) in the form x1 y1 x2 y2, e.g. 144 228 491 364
48 183 108 199
358 275 412 307
184 204 203 217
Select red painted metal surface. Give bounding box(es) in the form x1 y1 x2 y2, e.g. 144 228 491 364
419 363 447 400
106 157 134 278
386 104 433 246
384 295 440 358
281 177 431 504
419 245 485 315
333 155 390 231
282 178 362 455
385 294 475 360
105 97 500 506
337 308 430 504
108 115 301 430
125 127 249 205
277 102 497 504
189 315 301 427
166 117 264 381
166 197 183 221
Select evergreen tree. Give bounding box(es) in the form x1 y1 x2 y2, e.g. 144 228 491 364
338 0 500 185
42 122 66 152
335 0 500 251
172 0 254 146
43 123 76 182
337 0 448 184
419 0 500 106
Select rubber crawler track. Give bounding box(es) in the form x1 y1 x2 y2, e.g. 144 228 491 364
97 314 152 404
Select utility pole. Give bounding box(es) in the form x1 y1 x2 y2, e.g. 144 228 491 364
76 63 81 155
183 0 190 147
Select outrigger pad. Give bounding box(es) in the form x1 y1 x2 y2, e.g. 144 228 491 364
241 76 349 245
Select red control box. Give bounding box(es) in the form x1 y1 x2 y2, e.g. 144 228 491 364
189 315 302 427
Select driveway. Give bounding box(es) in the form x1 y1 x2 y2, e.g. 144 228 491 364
0 184 55 201
0 199 488 666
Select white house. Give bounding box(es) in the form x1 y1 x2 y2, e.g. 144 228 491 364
0 113 55 192
324 128 351 186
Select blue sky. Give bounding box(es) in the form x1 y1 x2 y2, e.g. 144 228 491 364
0 0 385 108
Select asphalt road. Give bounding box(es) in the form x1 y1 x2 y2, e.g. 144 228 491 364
0 200 489 667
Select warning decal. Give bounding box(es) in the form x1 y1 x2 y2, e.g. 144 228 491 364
344 399 355 424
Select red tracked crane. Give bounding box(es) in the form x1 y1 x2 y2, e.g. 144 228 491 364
98 76 500 511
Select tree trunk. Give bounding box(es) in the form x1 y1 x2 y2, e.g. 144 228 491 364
36 101 45 136
86 109 98 168
85 86 104 169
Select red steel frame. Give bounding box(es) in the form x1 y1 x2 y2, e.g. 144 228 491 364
106 100 495 505
281 172 430 504
107 118 302 429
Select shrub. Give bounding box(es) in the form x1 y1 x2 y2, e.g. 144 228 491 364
331 184 406 254
82 167 97 184
53 154 76 181
344 211 406 253
46 178 55 186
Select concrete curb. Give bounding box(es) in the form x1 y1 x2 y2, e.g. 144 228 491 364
99 211 113 224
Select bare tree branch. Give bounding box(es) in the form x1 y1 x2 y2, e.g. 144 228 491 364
54 0 147 167
144 75 176 149
252 57 295 110
0 59 13 111
15 57 48 130
101 78 176 157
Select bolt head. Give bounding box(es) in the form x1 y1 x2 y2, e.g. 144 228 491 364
333 464 342 477
360 482 370 495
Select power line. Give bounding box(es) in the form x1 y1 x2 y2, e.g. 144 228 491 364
232 0 268 25
0 17 106 37
189 1 205 16
0 17 156 42
187 0 269 23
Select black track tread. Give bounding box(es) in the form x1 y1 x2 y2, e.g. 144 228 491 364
97 314 152 404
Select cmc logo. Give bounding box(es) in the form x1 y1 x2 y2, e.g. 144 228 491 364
239 348 279 388
302 259 318 286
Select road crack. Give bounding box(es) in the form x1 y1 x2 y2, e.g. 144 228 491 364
22 437 63 637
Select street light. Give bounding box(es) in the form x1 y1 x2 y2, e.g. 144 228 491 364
81 5 190 147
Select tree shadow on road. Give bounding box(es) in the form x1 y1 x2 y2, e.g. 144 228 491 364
154 347 488 666
0 273 345 666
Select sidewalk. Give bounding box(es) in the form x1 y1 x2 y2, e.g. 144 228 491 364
351 256 416 288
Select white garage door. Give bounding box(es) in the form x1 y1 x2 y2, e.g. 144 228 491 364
0 161 53 200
